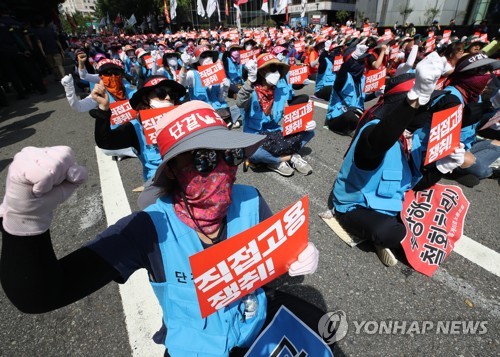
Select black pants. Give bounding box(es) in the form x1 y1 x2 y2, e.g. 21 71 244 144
335 207 406 249
288 94 309 106
228 83 242 99
165 288 334 356
327 110 359 134
314 85 332 101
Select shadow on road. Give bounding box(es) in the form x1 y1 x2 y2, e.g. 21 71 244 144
0 110 55 149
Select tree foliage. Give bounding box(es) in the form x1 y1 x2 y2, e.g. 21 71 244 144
335 10 349 24
398 3 413 24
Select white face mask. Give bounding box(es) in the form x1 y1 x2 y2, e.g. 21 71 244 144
199 56 213 65
167 58 178 67
276 53 285 62
149 98 174 109
265 71 280 86
245 45 253 51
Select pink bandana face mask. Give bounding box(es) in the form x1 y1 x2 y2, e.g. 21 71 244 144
230 51 241 64
172 157 238 235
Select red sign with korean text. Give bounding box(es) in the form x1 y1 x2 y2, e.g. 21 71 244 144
198 61 226 87
322 27 333 36
143 55 156 70
240 49 260 65
389 44 400 60
139 106 178 145
442 30 451 43
190 196 309 318
363 67 387 93
425 37 436 53
333 55 343 72
288 65 309 84
345 28 354 36
479 33 488 43
110 100 137 126
424 104 463 165
383 29 392 40
434 77 446 90
294 42 305 53
400 184 470 276
156 56 163 67
283 101 314 136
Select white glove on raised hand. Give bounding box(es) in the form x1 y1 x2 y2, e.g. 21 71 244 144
490 89 500 109
1 146 88 236
61 74 75 95
407 51 447 105
324 40 332 51
181 52 192 66
288 242 319 276
351 44 368 60
245 59 258 83
222 78 231 87
305 120 316 131
436 143 466 174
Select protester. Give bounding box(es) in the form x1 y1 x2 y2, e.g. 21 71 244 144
0 101 320 356
237 54 315 176
222 44 244 99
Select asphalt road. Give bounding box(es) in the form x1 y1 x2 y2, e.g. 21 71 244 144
0 79 498 357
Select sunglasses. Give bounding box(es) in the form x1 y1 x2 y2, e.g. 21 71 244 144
153 86 176 101
192 148 245 173
101 69 123 76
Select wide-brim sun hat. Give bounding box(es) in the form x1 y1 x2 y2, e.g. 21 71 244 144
194 45 219 63
96 58 124 73
129 75 186 110
256 53 290 77
153 101 265 186
455 52 500 72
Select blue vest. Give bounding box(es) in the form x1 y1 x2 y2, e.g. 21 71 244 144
443 85 480 151
315 57 336 92
333 120 423 216
326 73 365 121
144 185 267 357
189 70 228 110
130 120 162 181
243 80 288 134
226 58 243 85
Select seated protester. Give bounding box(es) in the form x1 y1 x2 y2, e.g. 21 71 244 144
465 36 488 55
151 49 181 82
273 47 310 105
236 54 316 177
122 44 139 83
222 44 244 99
179 45 232 128
364 37 388 71
306 40 321 81
89 75 185 182
313 40 341 101
135 48 153 89
435 53 500 185
325 44 369 136
0 101 321 356
331 53 465 267
441 41 465 77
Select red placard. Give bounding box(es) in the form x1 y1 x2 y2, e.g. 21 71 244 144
442 30 451 43
322 27 333 36
288 65 309 84
283 101 314 136
400 184 470 276
190 196 309 318
198 61 226 87
363 67 387 93
425 37 436 53
345 28 354 36
389 44 400 60
240 49 260 65
424 104 463 165
479 110 500 130
139 106 178 145
479 33 488 43
383 28 392 40
333 55 343 72
156 56 163 67
142 54 156 70
434 77 446 90
110 100 137 126
428 31 435 39
294 42 305 53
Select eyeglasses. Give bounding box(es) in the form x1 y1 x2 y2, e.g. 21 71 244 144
192 148 245 173
154 87 175 101
101 69 123 76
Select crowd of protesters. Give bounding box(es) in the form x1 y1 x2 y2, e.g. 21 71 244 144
1 8 500 356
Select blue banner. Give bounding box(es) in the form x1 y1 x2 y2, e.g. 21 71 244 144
245 306 333 357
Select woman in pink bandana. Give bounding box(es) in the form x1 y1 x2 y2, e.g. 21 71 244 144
0 101 324 356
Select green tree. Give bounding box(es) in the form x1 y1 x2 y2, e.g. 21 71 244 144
336 10 349 25
424 0 441 25
60 11 95 35
398 2 413 24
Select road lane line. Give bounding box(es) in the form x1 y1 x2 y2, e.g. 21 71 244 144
453 235 500 277
313 100 328 110
96 147 163 357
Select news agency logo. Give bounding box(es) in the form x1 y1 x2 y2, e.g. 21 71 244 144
318 311 488 344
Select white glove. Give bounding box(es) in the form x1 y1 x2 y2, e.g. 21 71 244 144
181 52 191 66
245 59 258 83
222 78 231 88
288 242 319 276
324 40 332 51
61 74 75 95
1 146 88 236
303 79 312 85
305 120 316 131
396 52 405 60
490 89 500 109
375 85 385 98
436 143 466 174
407 51 447 105
351 44 368 60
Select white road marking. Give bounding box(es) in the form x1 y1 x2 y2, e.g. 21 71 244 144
95 148 164 357
313 100 329 110
453 235 500 277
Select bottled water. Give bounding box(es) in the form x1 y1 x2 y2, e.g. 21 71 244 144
242 293 258 320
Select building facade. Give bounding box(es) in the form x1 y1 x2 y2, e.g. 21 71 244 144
61 0 97 15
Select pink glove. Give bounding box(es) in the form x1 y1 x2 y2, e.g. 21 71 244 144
288 242 319 276
1 146 88 236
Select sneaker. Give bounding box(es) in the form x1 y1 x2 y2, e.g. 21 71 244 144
489 157 500 169
232 120 241 129
290 154 313 175
375 245 398 267
267 161 294 176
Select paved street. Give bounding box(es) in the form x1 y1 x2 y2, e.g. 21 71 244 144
0 79 498 356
